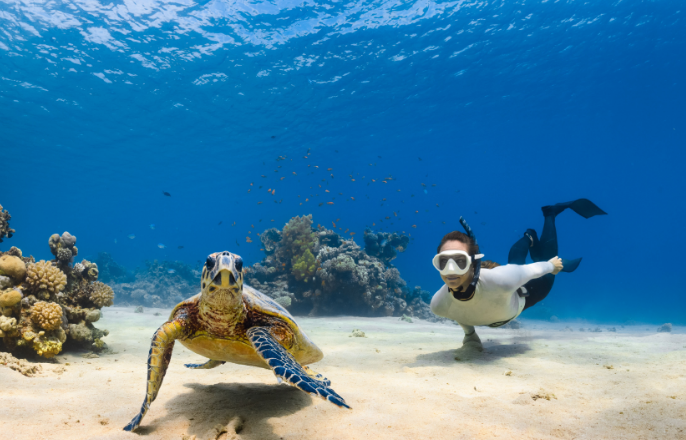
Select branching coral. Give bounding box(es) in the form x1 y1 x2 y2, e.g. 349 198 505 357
31 301 63 331
49 232 78 264
0 255 27 283
0 204 15 243
26 260 67 298
90 282 114 307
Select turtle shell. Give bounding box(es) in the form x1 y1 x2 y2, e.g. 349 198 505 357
170 285 323 369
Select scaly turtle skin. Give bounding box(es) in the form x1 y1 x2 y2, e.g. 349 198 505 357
124 251 350 431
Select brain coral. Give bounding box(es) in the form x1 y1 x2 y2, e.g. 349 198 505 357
0 255 27 282
31 301 63 331
26 261 67 295
90 282 114 308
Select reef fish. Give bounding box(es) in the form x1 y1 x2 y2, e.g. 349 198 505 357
128 234 135 239
178 246 184 249
158 243 165 249
163 192 171 197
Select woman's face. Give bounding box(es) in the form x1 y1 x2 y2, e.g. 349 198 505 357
439 240 472 290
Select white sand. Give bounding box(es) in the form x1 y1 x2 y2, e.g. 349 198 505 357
1 307 685 440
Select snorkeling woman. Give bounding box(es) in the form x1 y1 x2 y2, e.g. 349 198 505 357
430 199 606 353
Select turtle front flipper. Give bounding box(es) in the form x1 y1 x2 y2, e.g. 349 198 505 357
247 326 351 409
185 359 226 369
124 319 185 432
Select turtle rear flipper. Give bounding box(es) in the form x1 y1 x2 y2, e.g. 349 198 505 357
185 359 226 369
247 326 351 409
124 319 185 432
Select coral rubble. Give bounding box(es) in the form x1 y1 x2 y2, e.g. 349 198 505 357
0 230 113 359
245 215 437 319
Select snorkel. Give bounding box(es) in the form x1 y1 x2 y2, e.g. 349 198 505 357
456 216 481 299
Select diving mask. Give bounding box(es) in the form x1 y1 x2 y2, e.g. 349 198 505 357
432 250 485 276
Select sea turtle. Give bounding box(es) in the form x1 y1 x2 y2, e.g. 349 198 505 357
123 251 350 431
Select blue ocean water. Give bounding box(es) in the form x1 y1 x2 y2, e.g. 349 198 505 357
1 0 684 323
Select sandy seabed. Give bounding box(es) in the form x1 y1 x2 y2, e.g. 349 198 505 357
1 307 685 440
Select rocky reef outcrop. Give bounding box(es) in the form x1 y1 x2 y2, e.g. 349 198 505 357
0 230 113 358
245 215 437 319
109 260 200 308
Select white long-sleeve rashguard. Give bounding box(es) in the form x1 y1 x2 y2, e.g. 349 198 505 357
430 262 554 333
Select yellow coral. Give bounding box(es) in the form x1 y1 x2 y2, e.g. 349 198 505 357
91 282 114 308
292 249 316 281
33 337 62 358
31 301 63 331
26 261 66 295
0 255 26 282
0 289 22 307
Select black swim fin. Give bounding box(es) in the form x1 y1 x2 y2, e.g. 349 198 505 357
541 199 607 219
560 257 582 273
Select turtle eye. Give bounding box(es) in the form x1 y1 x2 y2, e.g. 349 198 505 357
205 256 216 270
235 257 243 272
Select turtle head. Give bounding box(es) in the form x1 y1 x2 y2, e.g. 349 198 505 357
201 251 244 308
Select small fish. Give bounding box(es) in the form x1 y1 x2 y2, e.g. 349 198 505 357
418 157 422 161
178 246 184 249
149 224 155 229
163 191 171 197
218 221 222 225
128 234 135 239
327 202 334 205
236 240 240 247
271 135 276 139
158 243 165 249
167 269 176 274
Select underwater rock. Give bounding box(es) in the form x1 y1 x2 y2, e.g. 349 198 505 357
657 323 672 333
134 306 144 313
0 204 15 244
245 216 435 319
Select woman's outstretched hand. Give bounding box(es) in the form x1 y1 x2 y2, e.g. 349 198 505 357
548 256 564 275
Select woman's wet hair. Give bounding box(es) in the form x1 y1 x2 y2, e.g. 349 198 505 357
437 231 480 255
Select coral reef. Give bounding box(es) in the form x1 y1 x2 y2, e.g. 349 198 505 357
363 229 410 265
93 252 130 283
0 204 15 243
0 231 113 359
109 259 201 308
657 323 672 333
49 232 78 264
245 216 437 319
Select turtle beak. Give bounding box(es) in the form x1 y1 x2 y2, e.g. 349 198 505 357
212 269 237 288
